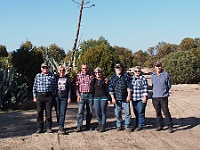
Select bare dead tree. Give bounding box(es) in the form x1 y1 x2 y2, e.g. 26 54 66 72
68 0 95 71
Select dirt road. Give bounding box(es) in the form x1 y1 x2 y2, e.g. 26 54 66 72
0 84 200 150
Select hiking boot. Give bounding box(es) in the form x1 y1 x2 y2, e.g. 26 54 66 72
100 124 105 132
46 128 53 133
76 127 82 132
135 127 143 131
125 127 132 132
155 126 163 131
168 127 174 133
36 129 43 134
117 126 122 131
58 128 65 134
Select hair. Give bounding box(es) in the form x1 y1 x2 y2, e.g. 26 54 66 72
94 67 102 73
134 66 141 71
58 65 66 74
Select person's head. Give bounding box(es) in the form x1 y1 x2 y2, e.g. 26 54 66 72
114 63 122 75
94 67 103 78
41 63 49 74
154 61 162 73
58 65 66 76
134 66 142 77
81 62 89 74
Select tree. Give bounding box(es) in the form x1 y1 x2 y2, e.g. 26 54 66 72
77 37 119 77
0 45 8 57
132 50 149 67
178 38 195 51
162 51 200 84
157 43 178 59
113 46 134 69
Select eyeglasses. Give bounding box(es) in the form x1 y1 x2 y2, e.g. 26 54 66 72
115 67 121 69
60 69 65 72
82 68 88 70
155 65 162 67
95 72 101 74
134 70 141 73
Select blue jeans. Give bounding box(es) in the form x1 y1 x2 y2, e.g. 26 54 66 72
56 97 68 129
114 100 131 128
77 93 93 128
132 100 147 128
93 98 108 125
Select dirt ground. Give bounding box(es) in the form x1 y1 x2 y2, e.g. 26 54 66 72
0 84 200 150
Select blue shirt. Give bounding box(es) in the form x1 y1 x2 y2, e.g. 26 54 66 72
130 75 148 101
33 72 56 97
151 70 171 98
109 72 132 101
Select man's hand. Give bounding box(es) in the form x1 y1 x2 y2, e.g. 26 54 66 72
77 95 81 103
33 97 37 102
68 98 71 104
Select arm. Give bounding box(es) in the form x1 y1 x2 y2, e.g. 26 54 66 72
142 77 148 103
32 74 38 102
75 75 81 102
108 76 116 104
67 77 71 103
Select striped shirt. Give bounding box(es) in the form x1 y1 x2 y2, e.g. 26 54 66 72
33 72 56 97
109 72 132 101
76 71 95 96
130 75 148 101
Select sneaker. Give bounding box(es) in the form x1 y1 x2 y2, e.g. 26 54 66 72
168 127 174 133
46 128 53 133
58 129 65 134
155 126 163 131
36 129 43 134
117 127 122 131
135 127 143 131
100 124 105 132
76 127 82 132
95 125 101 132
125 127 132 132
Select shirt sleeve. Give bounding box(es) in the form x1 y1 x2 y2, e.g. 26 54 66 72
108 76 114 95
32 74 38 98
143 77 148 96
76 74 80 96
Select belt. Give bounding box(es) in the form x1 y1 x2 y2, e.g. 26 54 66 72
81 92 92 94
37 92 52 94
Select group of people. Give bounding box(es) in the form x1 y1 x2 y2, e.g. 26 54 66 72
32 61 173 134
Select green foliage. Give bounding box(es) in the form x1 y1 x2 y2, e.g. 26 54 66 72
132 50 149 67
178 38 195 51
0 45 8 58
162 51 200 84
77 37 120 77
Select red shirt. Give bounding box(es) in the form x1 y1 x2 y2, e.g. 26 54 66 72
76 71 95 96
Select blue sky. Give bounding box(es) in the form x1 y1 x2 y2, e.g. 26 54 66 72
0 0 199 53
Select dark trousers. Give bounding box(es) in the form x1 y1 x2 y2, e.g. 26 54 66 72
36 93 53 130
152 97 172 127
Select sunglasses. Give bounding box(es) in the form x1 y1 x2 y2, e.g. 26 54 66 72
155 65 162 67
82 68 88 70
134 70 141 73
42 66 48 69
115 66 121 69
60 69 65 72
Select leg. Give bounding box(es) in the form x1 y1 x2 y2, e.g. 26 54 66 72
100 100 108 132
36 94 45 131
86 94 93 129
160 98 172 127
77 98 85 128
122 101 131 128
58 98 67 130
114 100 123 128
136 100 146 128
152 98 163 128
94 100 102 126
132 101 139 128
45 93 53 130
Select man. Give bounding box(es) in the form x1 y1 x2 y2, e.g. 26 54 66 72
109 63 132 132
151 61 173 133
33 63 56 134
75 62 95 132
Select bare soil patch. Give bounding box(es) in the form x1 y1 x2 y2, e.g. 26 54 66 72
0 84 200 150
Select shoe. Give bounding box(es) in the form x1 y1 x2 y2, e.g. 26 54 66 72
168 127 174 133
117 127 122 131
86 124 91 130
125 127 132 132
135 127 143 131
76 127 82 132
46 128 53 133
100 124 105 132
58 128 65 134
36 129 43 134
95 125 101 132
155 126 163 131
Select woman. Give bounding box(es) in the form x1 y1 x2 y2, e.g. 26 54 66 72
56 65 71 134
130 66 148 131
93 67 109 132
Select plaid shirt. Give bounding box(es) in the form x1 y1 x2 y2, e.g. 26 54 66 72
76 71 95 96
33 72 56 97
109 72 132 101
130 75 148 101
